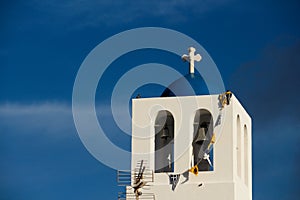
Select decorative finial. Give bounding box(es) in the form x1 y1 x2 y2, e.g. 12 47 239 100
182 47 202 74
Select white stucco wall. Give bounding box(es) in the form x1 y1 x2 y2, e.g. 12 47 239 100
130 94 252 200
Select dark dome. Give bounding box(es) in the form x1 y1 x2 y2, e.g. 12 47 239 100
161 73 210 97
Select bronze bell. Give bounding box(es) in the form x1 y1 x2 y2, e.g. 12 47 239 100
161 127 169 139
194 128 207 144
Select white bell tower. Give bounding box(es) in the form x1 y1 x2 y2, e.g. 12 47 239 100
119 47 252 200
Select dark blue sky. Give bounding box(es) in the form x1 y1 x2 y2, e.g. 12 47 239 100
1 0 300 199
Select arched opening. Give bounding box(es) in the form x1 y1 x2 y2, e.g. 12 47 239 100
244 125 248 186
155 110 174 173
237 115 241 178
193 109 214 171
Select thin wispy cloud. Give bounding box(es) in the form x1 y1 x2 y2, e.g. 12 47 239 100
0 102 70 115
0 102 74 137
0 102 124 137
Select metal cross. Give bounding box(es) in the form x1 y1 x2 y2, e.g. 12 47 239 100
182 47 202 74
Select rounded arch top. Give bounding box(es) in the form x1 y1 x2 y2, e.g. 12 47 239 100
155 110 175 124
